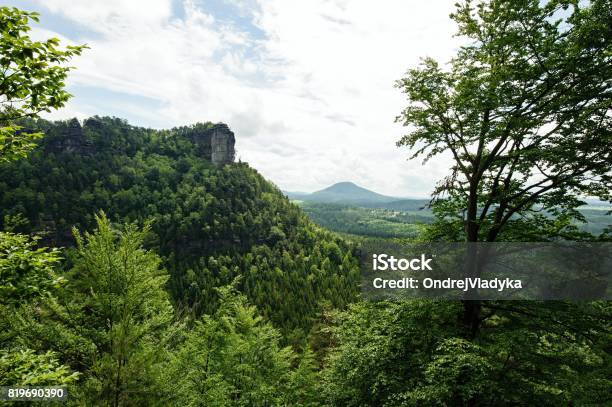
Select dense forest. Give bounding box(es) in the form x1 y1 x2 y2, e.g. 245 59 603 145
2 1 611 406
0 117 360 340
0 116 362 404
2 120 609 406
298 202 432 239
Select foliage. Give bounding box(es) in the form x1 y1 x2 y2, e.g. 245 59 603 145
303 3 612 406
0 349 79 386
61 213 174 405
1 3 610 405
0 216 322 406
395 0 612 340
396 0 612 243
162 284 319 406
321 300 612 406
0 116 360 339
2 215 178 405
0 231 77 390
0 6 85 162
0 231 63 305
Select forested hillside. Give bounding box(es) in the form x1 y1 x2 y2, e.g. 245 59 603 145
0 116 360 338
2 1 611 405
298 202 432 238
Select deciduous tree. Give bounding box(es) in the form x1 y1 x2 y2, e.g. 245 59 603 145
0 6 85 162
396 0 611 332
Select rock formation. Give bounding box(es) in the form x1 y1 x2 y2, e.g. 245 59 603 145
191 123 236 165
44 118 94 154
43 118 235 166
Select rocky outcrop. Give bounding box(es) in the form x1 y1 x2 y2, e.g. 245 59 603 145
42 118 235 165
44 118 94 155
191 123 235 165
210 123 235 165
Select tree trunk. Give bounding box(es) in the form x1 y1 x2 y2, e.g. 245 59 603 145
462 300 481 339
463 183 482 338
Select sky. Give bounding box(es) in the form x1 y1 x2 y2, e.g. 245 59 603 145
6 0 462 197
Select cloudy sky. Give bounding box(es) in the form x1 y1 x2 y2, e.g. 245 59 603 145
7 0 462 197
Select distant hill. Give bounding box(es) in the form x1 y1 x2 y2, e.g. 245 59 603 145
313 181 401 204
286 181 430 211
287 182 609 235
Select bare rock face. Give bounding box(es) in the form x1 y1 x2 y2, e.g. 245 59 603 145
190 123 236 165
209 123 235 165
45 118 94 154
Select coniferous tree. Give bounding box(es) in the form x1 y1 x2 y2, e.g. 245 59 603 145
67 213 174 406
162 284 319 406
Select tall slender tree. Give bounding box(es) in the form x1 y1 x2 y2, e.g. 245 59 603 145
69 213 174 406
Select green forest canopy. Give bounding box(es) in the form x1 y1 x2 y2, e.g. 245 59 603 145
0 116 360 339
1 1 611 405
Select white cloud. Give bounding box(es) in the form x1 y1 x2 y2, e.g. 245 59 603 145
24 0 461 197
36 0 173 32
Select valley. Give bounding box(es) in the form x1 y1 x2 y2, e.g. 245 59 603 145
291 182 611 239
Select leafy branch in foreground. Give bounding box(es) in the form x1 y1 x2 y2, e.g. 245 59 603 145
0 231 63 306
0 6 86 162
